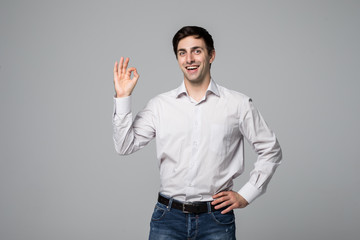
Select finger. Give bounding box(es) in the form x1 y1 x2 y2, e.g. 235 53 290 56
114 61 119 78
125 67 136 78
122 57 129 74
221 204 235 214
212 196 229 206
119 57 124 75
212 192 229 205
214 199 232 209
212 191 228 199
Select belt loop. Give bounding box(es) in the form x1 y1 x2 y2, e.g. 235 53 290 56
167 197 173 211
207 202 212 213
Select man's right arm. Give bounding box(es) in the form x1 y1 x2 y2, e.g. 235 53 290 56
112 57 156 155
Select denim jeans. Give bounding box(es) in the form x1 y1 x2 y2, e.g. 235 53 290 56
149 198 236 240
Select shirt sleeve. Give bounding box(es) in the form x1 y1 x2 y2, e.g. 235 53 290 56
237 98 282 203
112 96 156 155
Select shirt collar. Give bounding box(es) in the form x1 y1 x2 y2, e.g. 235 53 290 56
175 78 220 99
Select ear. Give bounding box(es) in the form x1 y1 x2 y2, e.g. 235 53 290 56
209 50 216 63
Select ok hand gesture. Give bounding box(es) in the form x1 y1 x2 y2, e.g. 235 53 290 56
113 57 140 98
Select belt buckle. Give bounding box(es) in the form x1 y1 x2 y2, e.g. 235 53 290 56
182 204 190 213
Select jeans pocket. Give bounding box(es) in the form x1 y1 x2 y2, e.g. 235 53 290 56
151 204 167 221
210 210 235 225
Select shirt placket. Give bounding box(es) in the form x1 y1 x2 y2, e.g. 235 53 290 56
185 103 202 200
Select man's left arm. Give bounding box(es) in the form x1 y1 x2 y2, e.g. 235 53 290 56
212 98 282 214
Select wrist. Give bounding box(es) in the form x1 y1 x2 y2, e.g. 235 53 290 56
116 92 131 98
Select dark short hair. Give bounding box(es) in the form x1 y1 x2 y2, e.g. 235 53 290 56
172 26 215 57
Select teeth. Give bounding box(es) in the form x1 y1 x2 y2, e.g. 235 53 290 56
187 66 198 70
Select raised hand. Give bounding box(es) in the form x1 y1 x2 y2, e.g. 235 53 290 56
113 57 140 98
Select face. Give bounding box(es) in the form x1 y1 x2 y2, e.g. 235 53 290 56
176 36 215 84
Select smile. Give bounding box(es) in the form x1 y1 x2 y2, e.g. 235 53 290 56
185 66 199 70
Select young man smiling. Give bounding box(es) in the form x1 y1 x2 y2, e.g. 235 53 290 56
112 26 282 240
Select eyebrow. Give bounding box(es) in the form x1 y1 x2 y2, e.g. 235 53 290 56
177 46 204 53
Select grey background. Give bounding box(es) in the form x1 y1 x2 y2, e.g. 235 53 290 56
1 0 359 239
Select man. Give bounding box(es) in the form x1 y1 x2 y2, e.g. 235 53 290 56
112 26 282 239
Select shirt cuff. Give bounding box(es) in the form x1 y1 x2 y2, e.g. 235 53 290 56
113 96 131 115
238 182 263 204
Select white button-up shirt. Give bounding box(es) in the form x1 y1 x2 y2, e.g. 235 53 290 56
112 80 282 203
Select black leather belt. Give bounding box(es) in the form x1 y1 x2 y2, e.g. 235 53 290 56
158 194 221 214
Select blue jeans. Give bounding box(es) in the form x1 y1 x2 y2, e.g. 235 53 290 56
149 197 236 240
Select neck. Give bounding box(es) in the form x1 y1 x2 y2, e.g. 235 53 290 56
184 76 211 102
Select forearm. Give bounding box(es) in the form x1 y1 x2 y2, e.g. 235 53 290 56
112 96 156 155
113 96 136 155
238 142 282 203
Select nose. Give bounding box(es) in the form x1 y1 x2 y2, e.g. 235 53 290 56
186 53 194 64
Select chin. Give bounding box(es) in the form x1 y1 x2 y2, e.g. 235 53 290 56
184 73 200 82
186 77 203 84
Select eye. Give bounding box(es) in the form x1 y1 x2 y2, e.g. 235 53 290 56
194 49 201 54
178 51 185 56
